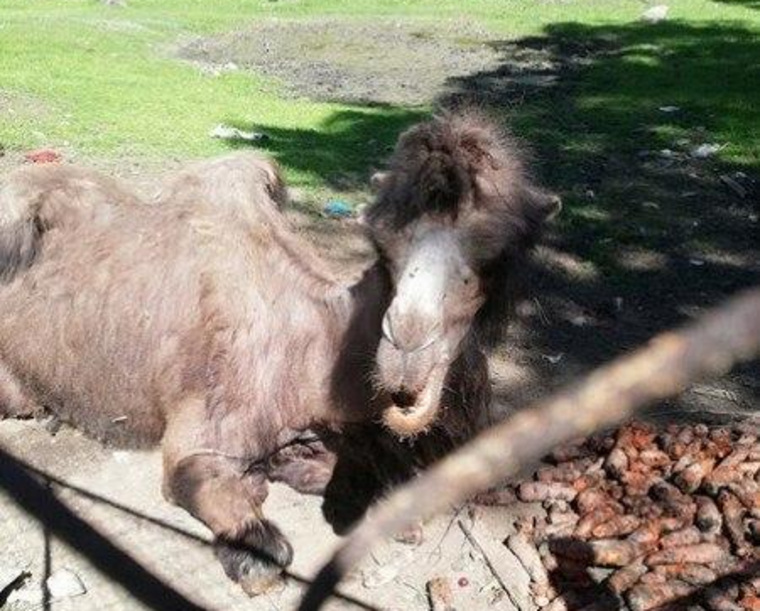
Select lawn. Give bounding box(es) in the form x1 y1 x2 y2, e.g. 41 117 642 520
1 0 757 192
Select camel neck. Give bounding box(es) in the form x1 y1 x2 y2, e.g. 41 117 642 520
324 261 392 422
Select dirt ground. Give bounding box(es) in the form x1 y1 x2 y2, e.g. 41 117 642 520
2 418 544 611
179 19 499 105
2 16 759 611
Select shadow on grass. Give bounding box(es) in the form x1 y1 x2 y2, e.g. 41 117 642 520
222 106 427 192
440 19 760 419
226 19 759 421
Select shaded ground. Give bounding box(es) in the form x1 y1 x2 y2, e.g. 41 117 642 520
444 20 760 420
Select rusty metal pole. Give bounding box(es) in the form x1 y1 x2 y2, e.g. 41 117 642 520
300 287 760 610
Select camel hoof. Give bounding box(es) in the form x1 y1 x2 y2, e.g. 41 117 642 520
214 520 293 596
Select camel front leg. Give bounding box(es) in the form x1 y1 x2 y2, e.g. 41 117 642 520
266 433 338 496
162 401 293 596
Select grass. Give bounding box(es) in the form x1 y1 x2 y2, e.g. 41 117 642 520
1 0 757 193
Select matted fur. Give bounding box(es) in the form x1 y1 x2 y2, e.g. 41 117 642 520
0 113 558 595
367 110 560 347
0 164 143 281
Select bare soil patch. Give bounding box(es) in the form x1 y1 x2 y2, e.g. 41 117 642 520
179 19 501 105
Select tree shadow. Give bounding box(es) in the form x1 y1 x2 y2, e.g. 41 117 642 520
221 106 427 192
438 19 760 420
222 20 759 419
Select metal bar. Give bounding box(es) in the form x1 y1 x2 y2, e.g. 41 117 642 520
300 287 760 610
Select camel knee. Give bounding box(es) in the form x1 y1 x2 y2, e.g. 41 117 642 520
266 439 337 496
162 452 293 596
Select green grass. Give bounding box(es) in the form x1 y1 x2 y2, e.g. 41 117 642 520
2 0 757 194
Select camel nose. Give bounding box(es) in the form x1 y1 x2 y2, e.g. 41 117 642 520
381 311 440 354
390 389 417 409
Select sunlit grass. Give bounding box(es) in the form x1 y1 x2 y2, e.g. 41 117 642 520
0 0 757 193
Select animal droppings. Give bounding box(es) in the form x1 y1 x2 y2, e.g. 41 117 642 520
482 422 760 609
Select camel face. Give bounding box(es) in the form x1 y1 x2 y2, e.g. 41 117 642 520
372 218 484 436
366 112 560 436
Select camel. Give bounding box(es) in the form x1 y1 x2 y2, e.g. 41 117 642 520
0 112 560 595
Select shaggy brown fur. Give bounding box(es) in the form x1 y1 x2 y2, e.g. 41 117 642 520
0 112 558 595
368 111 561 347
0 164 142 281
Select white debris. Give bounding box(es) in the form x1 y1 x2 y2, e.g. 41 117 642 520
112 450 131 463
691 143 724 158
46 568 86 599
541 353 564 365
361 548 414 588
641 5 669 23
658 105 680 113
689 258 705 266
209 124 267 142
569 314 593 327
200 62 239 77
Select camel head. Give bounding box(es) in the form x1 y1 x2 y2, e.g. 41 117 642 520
364 112 561 437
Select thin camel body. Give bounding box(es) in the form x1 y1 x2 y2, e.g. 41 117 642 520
0 112 560 594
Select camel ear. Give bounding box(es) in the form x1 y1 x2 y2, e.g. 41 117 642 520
527 187 562 221
370 171 390 193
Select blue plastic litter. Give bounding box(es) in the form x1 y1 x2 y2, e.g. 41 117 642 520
323 200 353 218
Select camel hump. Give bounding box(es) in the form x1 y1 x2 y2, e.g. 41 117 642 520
0 163 140 280
155 152 289 217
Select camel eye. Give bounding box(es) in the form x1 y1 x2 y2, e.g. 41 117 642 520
461 267 477 286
